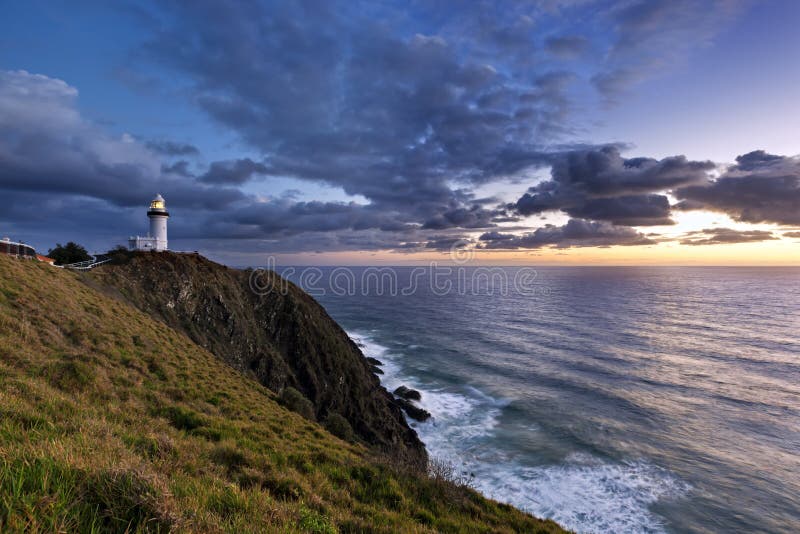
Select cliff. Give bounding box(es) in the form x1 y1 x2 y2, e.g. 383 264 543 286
89 251 424 463
0 252 566 532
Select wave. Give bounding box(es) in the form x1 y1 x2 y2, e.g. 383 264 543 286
350 330 689 534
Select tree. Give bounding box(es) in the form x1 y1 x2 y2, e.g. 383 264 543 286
47 242 91 265
106 245 134 265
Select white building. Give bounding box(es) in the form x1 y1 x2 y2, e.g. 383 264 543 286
129 194 169 252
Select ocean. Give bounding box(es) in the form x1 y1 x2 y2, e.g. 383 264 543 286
280 266 800 533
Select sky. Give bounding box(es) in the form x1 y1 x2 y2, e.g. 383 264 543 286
1 0 799 266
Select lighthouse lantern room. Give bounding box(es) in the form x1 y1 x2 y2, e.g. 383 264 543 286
129 194 169 252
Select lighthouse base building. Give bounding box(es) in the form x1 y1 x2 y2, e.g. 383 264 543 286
129 194 170 252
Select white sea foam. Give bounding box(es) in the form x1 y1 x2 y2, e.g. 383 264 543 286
349 330 689 534
468 455 687 534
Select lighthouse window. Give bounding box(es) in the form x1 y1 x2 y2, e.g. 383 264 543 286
150 200 165 209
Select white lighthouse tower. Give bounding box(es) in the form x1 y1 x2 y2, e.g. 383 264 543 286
129 194 169 252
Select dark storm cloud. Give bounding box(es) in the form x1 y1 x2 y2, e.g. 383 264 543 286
513 146 713 225
0 189 144 252
479 219 655 249
732 149 784 170
0 69 460 249
199 158 270 185
674 151 800 225
145 140 199 156
0 2 772 258
422 204 500 230
212 198 416 239
140 0 574 225
679 228 778 246
566 194 673 226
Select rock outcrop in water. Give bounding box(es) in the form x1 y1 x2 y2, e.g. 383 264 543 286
90 251 425 462
394 385 422 401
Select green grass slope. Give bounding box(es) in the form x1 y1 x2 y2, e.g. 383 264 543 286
0 255 567 533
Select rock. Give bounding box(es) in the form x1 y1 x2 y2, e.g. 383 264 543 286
370 365 384 375
395 398 431 422
393 385 422 401
366 357 383 366
89 251 427 464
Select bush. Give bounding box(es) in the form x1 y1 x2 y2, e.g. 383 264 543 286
324 413 355 442
47 242 91 266
105 245 134 265
278 387 315 421
428 457 471 488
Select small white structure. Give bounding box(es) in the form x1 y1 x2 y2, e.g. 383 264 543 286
129 194 169 252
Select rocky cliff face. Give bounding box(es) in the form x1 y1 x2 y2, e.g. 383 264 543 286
90 252 425 462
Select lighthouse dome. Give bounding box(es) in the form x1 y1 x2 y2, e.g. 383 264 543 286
150 194 166 211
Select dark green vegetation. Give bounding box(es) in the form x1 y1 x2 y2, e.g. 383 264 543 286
89 252 424 463
0 254 567 532
46 241 91 265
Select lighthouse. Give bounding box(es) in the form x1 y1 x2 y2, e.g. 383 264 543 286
129 194 170 252
147 194 169 251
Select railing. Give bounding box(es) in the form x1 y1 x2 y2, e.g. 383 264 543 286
62 255 112 271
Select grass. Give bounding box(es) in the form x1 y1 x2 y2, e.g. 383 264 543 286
0 255 567 533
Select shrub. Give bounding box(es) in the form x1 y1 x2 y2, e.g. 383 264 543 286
428 457 470 487
324 413 355 442
278 387 315 421
47 242 91 266
106 245 135 265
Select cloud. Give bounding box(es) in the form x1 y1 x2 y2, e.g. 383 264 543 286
479 219 655 249
0 3 774 260
674 151 800 225
565 194 674 226
0 69 245 211
145 140 199 156
5 69 793 258
679 227 778 245
592 0 748 98
199 158 269 185
139 1 574 226
513 146 713 225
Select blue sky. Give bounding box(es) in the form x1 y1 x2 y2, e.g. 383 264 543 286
1 1 799 265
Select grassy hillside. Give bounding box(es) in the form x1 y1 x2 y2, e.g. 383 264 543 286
0 255 566 533
88 251 424 463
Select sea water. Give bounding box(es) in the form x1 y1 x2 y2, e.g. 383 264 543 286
281 266 800 533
